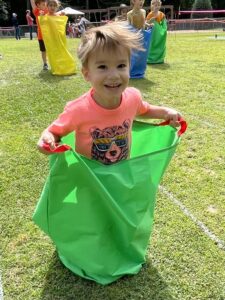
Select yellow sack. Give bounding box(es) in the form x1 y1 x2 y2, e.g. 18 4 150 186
39 15 76 75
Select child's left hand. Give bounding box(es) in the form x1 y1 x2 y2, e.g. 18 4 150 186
164 109 182 127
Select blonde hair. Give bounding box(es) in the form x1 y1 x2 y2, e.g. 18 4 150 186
77 22 143 67
151 0 161 6
47 0 60 7
35 0 46 5
130 0 145 6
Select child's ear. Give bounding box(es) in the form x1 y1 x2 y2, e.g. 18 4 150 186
82 67 90 82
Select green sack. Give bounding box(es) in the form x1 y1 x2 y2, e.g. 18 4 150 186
33 120 186 285
147 18 167 64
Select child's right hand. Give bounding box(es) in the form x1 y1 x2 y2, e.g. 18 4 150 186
37 130 58 154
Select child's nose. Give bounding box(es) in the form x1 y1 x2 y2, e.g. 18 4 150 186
108 69 119 79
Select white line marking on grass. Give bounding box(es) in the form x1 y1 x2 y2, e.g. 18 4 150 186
0 273 3 300
159 186 225 251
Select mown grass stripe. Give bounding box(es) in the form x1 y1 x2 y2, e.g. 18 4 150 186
160 185 225 250
0 273 3 300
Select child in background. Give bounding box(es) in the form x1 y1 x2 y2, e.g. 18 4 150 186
38 0 75 75
146 0 167 63
127 0 146 29
115 3 129 22
37 22 181 164
46 0 61 16
146 0 165 25
26 10 34 40
30 0 49 70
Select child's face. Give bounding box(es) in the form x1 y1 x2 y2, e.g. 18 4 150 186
151 1 161 12
37 1 47 10
82 45 130 108
121 8 128 16
47 2 58 14
132 0 144 9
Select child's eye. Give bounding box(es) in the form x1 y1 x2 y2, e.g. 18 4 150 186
98 65 107 69
118 64 127 69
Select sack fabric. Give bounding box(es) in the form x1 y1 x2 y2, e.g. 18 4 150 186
39 15 76 75
130 28 152 79
33 121 180 284
147 18 167 64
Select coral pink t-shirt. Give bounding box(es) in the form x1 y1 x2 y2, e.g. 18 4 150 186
48 87 151 164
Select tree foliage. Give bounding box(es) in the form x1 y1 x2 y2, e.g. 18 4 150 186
180 0 195 10
0 0 9 23
191 0 213 18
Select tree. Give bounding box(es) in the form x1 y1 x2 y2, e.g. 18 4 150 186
0 0 9 24
211 0 225 9
180 0 195 10
191 0 213 18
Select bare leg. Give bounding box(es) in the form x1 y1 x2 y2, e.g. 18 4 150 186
41 51 47 64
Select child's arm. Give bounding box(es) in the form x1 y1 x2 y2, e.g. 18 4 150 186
56 11 65 16
143 105 181 127
37 130 61 155
30 0 36 10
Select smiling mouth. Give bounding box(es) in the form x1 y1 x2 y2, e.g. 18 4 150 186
104 84 121 88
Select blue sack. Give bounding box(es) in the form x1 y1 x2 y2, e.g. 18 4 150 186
130 27 152 79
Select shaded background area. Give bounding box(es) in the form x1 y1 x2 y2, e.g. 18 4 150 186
1 0 225 26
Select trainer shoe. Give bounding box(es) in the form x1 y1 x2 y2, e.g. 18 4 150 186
43 63 48 70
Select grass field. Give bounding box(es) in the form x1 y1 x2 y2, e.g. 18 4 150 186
1 30 225 300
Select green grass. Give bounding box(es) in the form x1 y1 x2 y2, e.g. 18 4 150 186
1 31 225 299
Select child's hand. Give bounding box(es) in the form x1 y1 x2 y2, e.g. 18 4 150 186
164 109 182 127
37 130 58 154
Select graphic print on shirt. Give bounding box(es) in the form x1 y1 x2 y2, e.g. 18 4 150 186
90 120 131 164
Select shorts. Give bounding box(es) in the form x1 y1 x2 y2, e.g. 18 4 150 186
38 39 46 52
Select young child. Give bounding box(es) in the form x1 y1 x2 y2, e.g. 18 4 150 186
37 22 181 164
38 0 75 75
146 0 165 25
46 0 61 16
30 0 49 70
146 0 167 63
127 0 146 30
115 3 129 22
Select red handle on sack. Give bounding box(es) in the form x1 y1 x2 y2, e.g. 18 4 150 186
41 142 71 153
156 117 187 137
41 118 187 153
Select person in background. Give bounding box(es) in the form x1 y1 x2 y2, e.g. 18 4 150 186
127 0 146 30
78 16 88 36
26 10 34 40
146 0 165 25
115 3 128 22
30 0 49 70
146 0 167 63
46 0 63 16
67 21 74 38
11 13 21 40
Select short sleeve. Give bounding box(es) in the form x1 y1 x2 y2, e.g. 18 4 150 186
128 87 151 116
48 102 78 137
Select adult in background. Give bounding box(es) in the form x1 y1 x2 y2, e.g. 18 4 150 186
11 13 21 40
78 16 88 36
26 10 34 40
